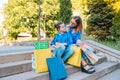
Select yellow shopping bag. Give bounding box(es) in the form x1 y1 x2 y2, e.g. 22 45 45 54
67 46 81 67
34 49 51 73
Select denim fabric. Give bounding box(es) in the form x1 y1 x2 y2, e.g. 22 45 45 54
62 46 74 61
53 45 65 57
84 47 94 54
70 44 86 61
51 45 74 62
81 51 87 60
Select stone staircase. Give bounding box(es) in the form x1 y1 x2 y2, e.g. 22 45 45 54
0 44 120 80
98 69 120 80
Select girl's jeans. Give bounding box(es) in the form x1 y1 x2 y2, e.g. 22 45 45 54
51 45 74 62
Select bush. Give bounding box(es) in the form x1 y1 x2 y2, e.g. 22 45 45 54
109 10 120 41
85 0 115 40
59 0 72 23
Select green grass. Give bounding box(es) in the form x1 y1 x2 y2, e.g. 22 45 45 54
81 36 120 51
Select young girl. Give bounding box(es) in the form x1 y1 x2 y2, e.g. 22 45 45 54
50 21 74 62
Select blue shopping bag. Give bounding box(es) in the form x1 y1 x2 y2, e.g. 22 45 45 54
46 57 67 80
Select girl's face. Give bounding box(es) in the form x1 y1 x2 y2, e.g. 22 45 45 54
59 23 66 32
70 19 77 28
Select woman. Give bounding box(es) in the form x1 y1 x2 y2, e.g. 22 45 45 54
67 16 96 74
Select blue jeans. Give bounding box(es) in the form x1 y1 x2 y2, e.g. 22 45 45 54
62 46 74 61
74 45 93 65
51 45 74 62
71 44 87 61
81 51 87 60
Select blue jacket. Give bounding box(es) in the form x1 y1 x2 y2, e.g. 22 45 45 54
68 28 82 44
50 32 73 47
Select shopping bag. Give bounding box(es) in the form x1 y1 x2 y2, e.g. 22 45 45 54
46 57 67 80
86 52 99 64
32 54 35 72
67 46 81 67
34 42 49 50
79 42 94 53
34 49 51 73
79 43 98 64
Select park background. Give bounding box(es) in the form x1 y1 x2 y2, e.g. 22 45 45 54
0 0 120 50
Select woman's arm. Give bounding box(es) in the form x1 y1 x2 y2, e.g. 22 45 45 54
65 24 71 32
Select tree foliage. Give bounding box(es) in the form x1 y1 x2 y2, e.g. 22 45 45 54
4 0 119 41
109 0 120 41
81 0 115 40
3 0 38 40
110 10 120 41
59 0 72 24
80 0 120 41
3 0 60 39
40 0 60 37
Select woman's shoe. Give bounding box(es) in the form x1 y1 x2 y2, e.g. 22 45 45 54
81 64 95 74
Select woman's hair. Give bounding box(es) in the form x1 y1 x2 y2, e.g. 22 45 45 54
54 21 63 30
72 16 83 31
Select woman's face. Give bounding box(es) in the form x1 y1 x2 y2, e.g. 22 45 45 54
70 19 77 28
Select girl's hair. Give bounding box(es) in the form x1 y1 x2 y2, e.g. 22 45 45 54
54 21 63 30
72 16 83 31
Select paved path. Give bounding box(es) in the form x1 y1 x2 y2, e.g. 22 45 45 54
0 46 34 55
98 69 120 80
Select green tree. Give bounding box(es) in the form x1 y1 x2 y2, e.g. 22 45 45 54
109 0 120 41
84 0 115 40
3 0 38 40
109 10 120 41
80 0 89 29
40 0 60 37
59 0 72 24
3 0 60 39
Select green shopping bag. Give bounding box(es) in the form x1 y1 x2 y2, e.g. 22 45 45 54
34 42 49 50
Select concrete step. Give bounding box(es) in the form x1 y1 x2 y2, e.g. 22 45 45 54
1 62 119 80
0 51 33 64
98 69 120 80
0 46 33 54
0 60 32 77
0 60 80 78
84 40 120 59
0 55 107 79
0 65 80 80
0 54 106 78
95 52 107 65
66 62 119 80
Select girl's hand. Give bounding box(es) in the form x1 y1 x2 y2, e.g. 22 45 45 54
55 42 60 46
52 45 59 48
